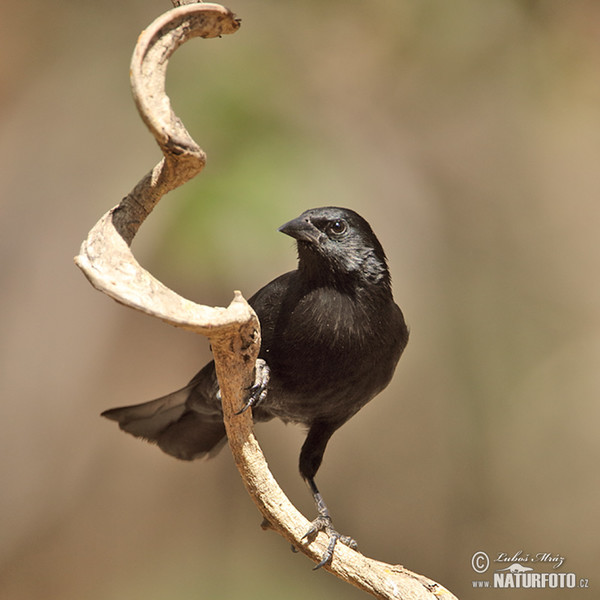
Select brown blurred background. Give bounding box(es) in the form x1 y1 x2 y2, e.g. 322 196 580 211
1 1 599 598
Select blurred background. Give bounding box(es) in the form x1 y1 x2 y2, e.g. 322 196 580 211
1 0 599 598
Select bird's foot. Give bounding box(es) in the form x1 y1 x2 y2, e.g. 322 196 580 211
236 358 270 415
302 514 358 569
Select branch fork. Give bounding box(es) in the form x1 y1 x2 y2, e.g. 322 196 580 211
75 4 458 599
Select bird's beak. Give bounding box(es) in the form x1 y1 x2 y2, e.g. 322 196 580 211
278 215 320 244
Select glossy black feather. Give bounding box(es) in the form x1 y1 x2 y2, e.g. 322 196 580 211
102 207 409 477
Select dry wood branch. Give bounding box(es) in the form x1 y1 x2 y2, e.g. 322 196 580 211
75 4 458 599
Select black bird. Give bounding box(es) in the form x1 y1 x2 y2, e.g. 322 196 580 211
102 206 409 568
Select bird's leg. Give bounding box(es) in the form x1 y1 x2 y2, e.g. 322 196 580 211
236 358 270 415
302 477 358 569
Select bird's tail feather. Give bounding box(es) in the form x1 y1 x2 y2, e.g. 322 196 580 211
101 386 226 461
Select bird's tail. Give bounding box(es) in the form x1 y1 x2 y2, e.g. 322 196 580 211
101 386 227 461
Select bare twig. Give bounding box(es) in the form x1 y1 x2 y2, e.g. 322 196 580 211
75 4 458 599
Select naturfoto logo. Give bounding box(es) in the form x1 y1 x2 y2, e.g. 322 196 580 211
470 550 590 590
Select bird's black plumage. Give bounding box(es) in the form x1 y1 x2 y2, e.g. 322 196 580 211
102 206 409 567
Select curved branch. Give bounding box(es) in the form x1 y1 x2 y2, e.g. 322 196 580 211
75 4 458 599
75 3 245 335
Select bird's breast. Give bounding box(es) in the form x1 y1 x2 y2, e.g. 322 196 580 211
259 287 404 424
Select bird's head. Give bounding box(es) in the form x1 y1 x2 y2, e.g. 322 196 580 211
278 207 391 291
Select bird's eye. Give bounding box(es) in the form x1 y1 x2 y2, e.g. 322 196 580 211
327 219 348 237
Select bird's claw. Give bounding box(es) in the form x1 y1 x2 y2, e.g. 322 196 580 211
302 515 358 569
236 358 270 415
